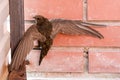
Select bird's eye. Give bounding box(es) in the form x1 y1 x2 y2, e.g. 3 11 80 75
37 18 40 20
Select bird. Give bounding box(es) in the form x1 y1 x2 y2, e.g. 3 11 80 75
9 15 105 71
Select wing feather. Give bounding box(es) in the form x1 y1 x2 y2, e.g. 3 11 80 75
50 19 104 39
10 33 34 71
10 25 46 71
74 20 106 26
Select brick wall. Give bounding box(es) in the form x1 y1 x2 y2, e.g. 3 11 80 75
24 0 120 74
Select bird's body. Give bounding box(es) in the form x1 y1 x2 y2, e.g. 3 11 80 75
33 15 53 65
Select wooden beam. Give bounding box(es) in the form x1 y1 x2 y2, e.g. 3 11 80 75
9 0 25 56
9 0 26 80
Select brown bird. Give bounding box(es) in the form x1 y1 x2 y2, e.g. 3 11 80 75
10 15 105 71
9 24 46 71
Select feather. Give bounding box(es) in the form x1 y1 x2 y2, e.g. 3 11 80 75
10 25 46 71
50 19 104 39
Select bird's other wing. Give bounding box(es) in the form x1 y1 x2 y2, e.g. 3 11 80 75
50 19 104 39
10 25 46 71
10 34 34 71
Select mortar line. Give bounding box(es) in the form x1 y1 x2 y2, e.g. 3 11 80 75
83 0 88 21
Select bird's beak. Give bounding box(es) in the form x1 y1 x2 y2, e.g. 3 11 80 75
33 17 37 24
33 16 36 19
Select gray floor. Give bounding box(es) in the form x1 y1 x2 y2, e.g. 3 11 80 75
27 72 120 80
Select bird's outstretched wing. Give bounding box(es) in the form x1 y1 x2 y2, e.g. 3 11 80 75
50 19 104 39
10 25 46 71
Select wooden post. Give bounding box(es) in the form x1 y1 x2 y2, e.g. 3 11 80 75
9 0 25 56
9 0 26 80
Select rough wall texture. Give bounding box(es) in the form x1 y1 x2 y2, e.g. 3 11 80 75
24 0 120 75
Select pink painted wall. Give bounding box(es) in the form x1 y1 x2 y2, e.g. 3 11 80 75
24 0 82 20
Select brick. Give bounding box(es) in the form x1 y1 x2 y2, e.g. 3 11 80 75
88 0 120 20
24 0 82 20
26 48 84 72
53 26 120 47
89 48 120 73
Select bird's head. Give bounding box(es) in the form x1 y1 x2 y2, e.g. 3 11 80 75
33 15 46 24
